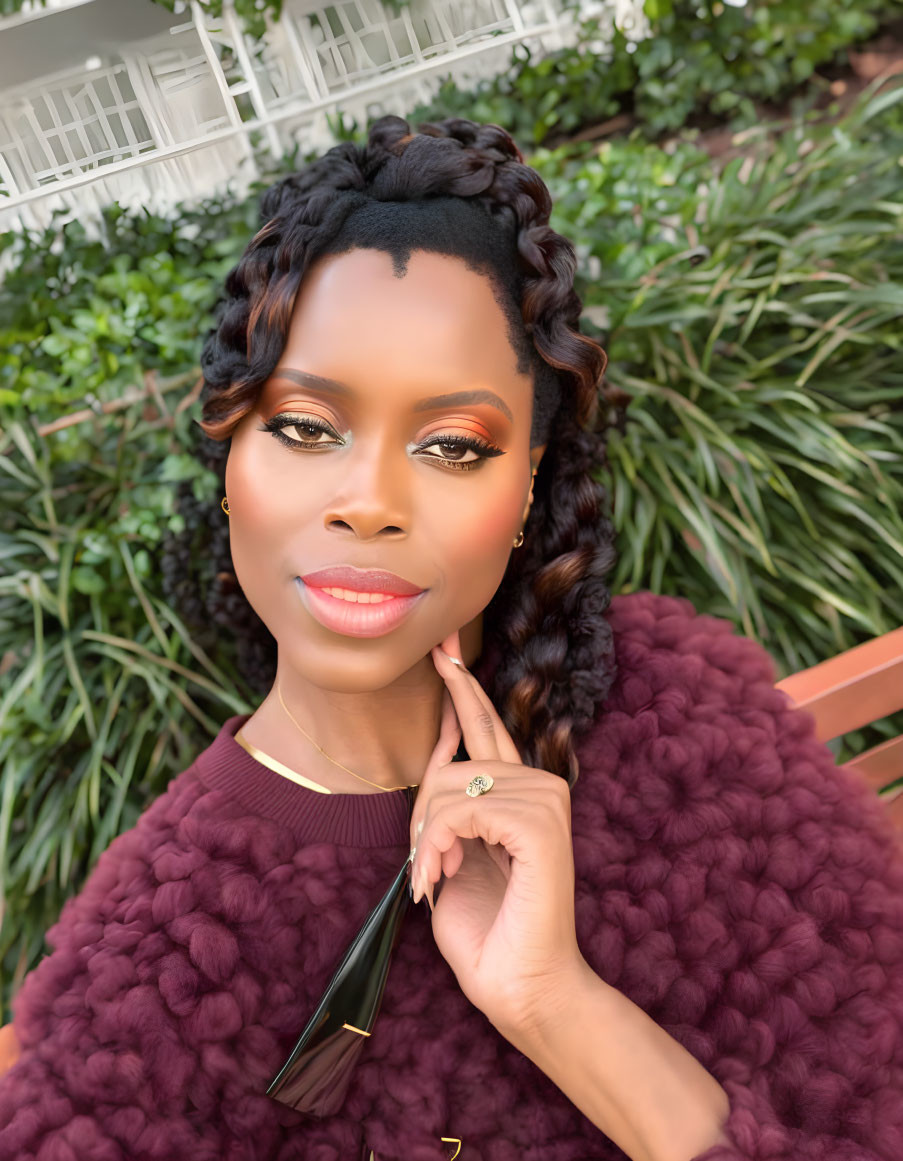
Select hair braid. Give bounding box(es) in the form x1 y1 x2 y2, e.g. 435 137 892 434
486 411 618 786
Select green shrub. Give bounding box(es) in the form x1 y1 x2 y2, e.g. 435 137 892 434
406 0 903 143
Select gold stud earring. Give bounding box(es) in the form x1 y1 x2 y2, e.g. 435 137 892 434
221 496 231 516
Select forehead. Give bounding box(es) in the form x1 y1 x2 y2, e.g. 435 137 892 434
278 247 528 387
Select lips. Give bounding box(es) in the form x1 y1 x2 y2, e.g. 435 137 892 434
294 577 427 638
299 565 425 596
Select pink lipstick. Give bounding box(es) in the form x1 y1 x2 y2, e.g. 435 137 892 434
294 575 428 638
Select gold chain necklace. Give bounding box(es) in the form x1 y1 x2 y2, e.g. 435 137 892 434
275 680 418 793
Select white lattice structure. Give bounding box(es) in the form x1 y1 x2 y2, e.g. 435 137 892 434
0 0 650 236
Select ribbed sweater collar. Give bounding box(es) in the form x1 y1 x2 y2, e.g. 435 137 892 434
194 712 416 848
193 638 500 850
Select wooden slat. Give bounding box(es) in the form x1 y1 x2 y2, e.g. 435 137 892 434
0 1022 19 1077
774 626 903 742
841 735 903 791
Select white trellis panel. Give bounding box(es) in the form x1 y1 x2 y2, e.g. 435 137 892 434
1 61 156 188
0 0 650 239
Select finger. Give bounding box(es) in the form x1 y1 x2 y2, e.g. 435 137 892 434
412 768 566 903
433 638 522 766
483 840 512 882
432 837 498 909
412 753 562 892
432 646 512 764
441 841 465 879
414 786 565 907
410 687 461 848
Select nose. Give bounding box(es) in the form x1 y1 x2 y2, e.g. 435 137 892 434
322 434 410 540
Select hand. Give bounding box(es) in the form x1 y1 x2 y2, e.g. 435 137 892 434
410 630 587 1039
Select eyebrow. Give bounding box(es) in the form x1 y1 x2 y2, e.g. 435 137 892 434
268 368 514 422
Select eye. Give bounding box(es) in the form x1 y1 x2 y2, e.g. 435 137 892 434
415 433 505 472
261 414 342 449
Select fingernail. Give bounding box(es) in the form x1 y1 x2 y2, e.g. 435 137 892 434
424 878 435 913
439 648 465 669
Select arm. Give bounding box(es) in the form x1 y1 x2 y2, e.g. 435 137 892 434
680 693 903 1161
505 958 731 1161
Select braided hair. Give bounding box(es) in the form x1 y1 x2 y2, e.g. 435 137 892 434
162 114 619 787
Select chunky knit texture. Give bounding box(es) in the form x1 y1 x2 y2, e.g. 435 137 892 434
2 590 902 1161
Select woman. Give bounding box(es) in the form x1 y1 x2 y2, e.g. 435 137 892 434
1 115 901 1161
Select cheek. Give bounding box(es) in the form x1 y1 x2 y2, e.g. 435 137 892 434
476 498 521 540
225 425 297 522
435 474 524 579
471 472 524 539
224 432 297 562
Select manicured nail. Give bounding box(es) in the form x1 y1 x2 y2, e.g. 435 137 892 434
439 648 465 669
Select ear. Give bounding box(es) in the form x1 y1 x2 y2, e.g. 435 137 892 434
523 444 546 523
530 443 547 474
527 443 546 501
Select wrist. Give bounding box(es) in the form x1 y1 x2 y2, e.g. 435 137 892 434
501 962 731 1161
496 954 599 1051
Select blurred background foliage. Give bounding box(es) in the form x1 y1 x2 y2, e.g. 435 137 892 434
381 0 903 145
2 0 903 1019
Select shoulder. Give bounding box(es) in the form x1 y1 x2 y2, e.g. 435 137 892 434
587 589 789 782
576 608 903 1159
9 746 281 1056
574 592 903 1005
578 590 902 861
8 762 202 1047
46 763 209 937
603 589 779 705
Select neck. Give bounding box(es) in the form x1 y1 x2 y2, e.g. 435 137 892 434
240 619 483 793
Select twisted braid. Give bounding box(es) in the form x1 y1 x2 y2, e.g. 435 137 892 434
162 114 621 786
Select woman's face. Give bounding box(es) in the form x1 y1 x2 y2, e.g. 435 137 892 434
225 246 546 694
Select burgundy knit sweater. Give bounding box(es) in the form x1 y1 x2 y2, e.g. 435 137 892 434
2 591 902 1161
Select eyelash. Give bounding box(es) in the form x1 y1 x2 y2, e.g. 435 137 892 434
260 414 505 472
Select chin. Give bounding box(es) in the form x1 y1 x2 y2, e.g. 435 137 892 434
276 644 426 694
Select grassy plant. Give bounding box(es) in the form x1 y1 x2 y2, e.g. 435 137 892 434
0 196 266 1012
0 408 257 1007
538 76 903 770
